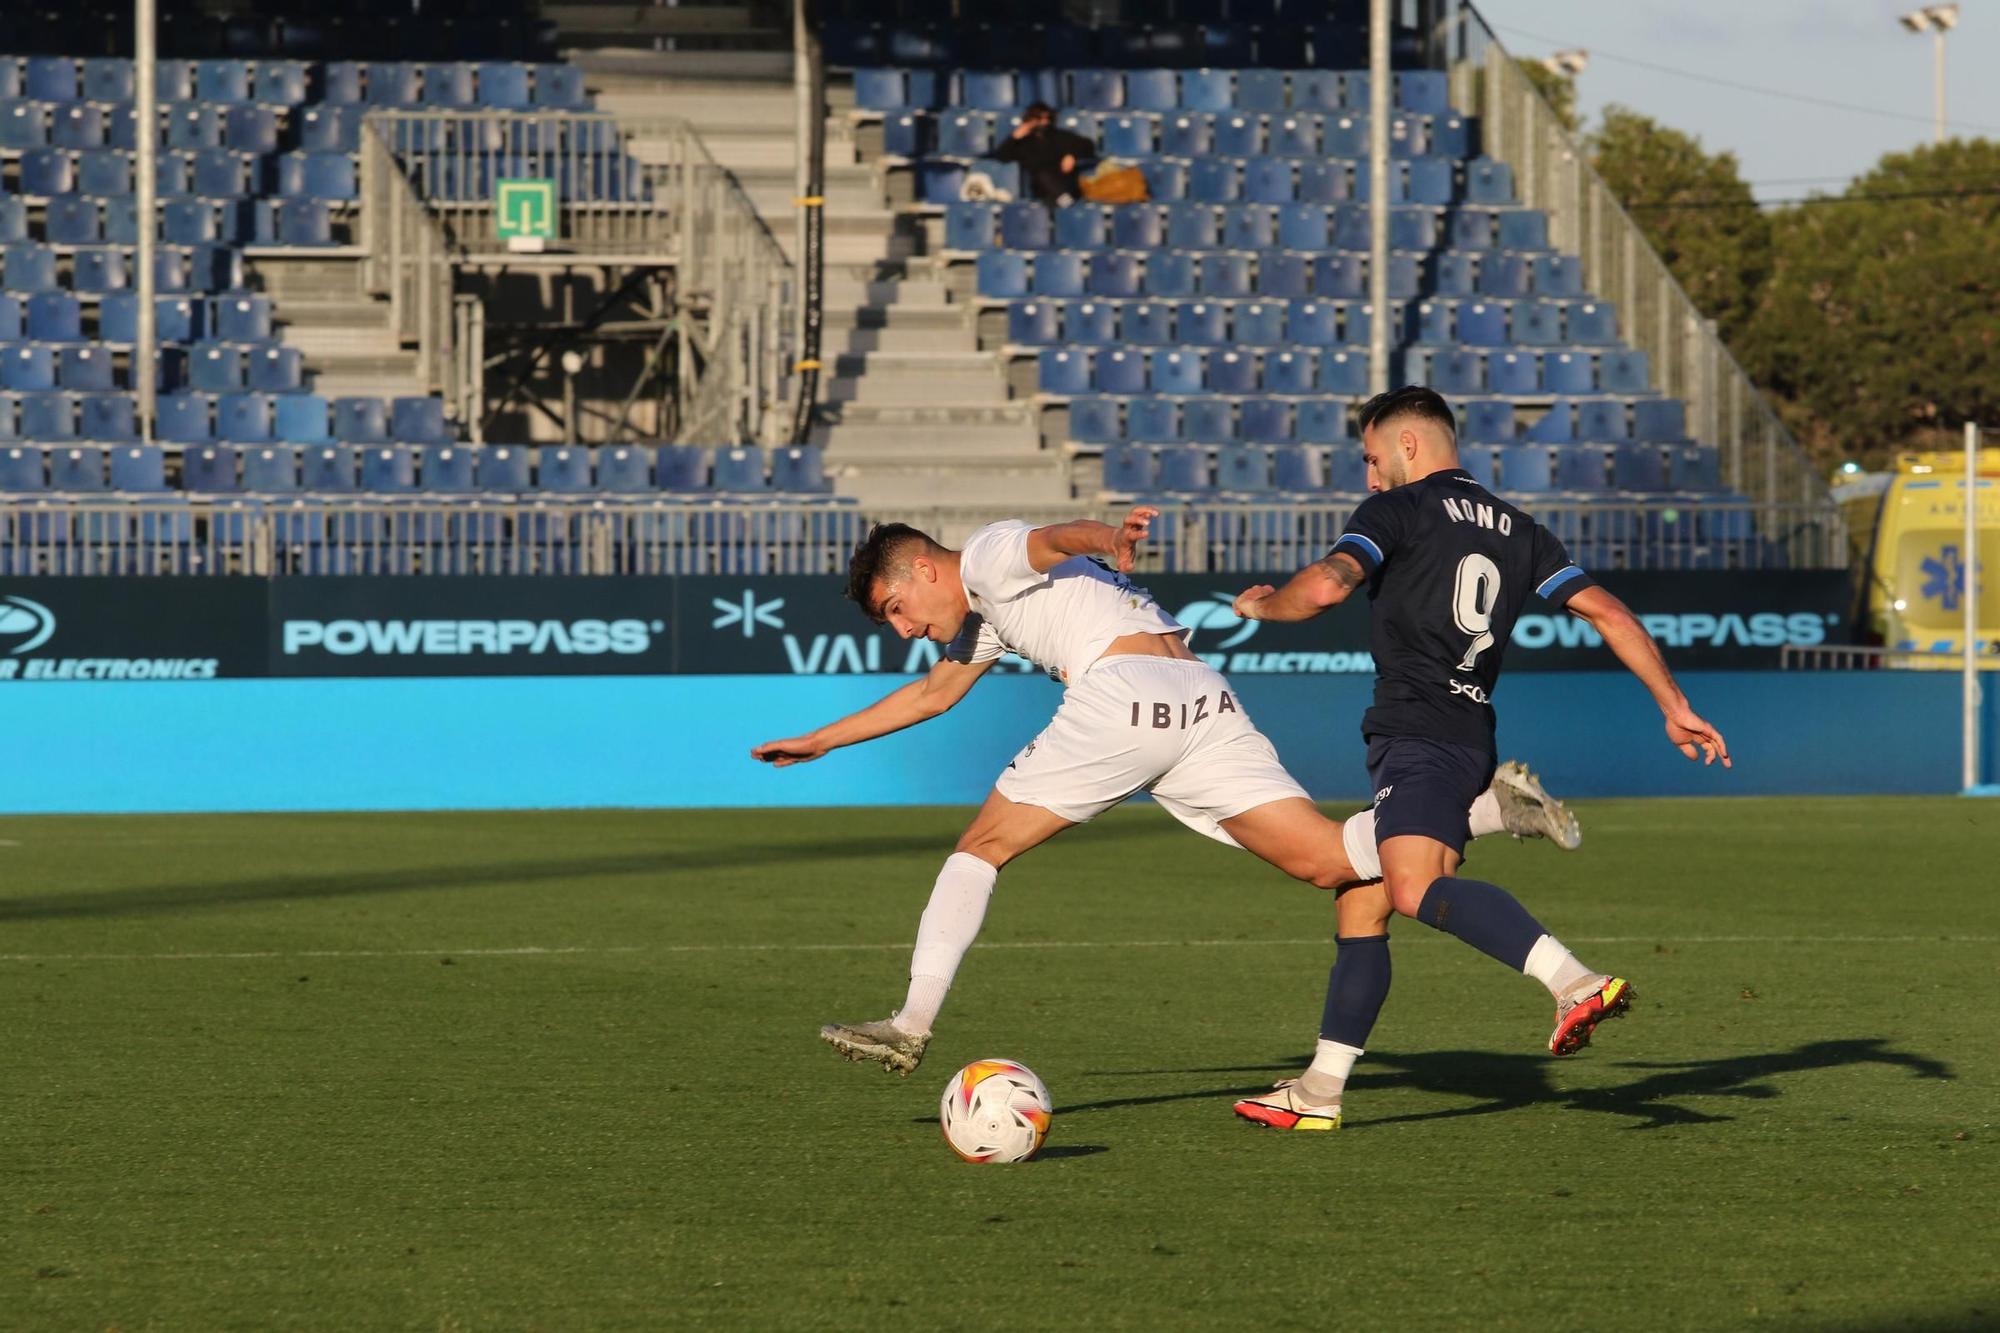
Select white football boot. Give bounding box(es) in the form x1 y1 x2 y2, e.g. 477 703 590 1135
819 1017 931 1076
1491 760 1583 850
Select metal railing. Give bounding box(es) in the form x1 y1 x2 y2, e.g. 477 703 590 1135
357 112 795 447
1438 3 1839 527
1 497 1844 579
1780 644 1998 671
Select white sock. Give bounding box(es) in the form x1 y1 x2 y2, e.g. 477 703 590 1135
893 852 997 1036
1340 810 1382 880
1522 933 1597 999
1299 1038 1364 1105
1468 789 1506 838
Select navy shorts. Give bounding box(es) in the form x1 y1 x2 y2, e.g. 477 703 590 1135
1364 735 1498 855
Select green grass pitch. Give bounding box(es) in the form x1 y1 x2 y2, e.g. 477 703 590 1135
3 798 1995 1330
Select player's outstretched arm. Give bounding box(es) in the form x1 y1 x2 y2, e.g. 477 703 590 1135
1233 550 1365 623
1565 585 1732 768
751 657 996 766
1025 505 1158 573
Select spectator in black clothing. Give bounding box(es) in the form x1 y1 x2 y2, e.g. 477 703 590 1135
991 102 1095 207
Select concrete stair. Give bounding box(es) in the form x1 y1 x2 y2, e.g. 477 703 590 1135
244 254 430 401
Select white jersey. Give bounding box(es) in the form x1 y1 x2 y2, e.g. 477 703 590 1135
946 520 1185 684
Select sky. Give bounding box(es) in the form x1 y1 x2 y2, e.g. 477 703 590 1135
1471 0 2000 201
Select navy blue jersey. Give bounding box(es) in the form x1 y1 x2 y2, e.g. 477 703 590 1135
1332 468 1593 752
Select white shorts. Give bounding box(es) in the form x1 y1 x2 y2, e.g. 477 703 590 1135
993 655 1309 847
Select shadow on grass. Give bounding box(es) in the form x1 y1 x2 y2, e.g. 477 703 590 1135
1070 1038 1954 1131
0 819 1191 923
1036 1145 1110 1160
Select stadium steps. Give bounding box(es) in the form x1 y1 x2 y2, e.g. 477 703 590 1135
244 254 428 399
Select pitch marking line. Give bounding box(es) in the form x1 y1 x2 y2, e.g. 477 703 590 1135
1 936 1993 963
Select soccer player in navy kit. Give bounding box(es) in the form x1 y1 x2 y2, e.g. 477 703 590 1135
1229 386 1731 1131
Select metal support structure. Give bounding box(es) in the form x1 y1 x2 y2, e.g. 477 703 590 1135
134 0 157 441
1934 26 1948 143
1366 0 1390 395
790 0 826 444
1965 422 1983 792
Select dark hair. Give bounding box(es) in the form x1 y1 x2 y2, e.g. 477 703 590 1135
844 522 936 621
1024 101 1055 121
1357 384 1457 440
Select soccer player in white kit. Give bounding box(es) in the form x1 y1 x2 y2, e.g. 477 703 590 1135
750 508 1578 1074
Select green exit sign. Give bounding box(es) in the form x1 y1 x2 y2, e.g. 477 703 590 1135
495 178 556 248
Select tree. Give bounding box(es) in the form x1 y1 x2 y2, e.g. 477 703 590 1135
1517 59 1579 133
1744 139 2000 466
1588 106 1770 347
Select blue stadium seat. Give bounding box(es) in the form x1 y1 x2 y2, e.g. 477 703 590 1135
360 445 418 492
1269 113 1320 158
223 106 278 155
1127 397 1179 440
21 148 73 197
303 444 360 491
278 152 357 201
1033 251 1086 298
1320 344 1368 392
24 393 79 442
28 292 83 343
1125 69 1177 113
47 194 101 245
1006 302 1059 345
937 111 994 157
1208 350 1256 395
1157 113 1210 160
1431 252 1477 298
958 71 1020 112
82 58 133 104
1039 348 1091 394
52 105 104 151
1188 157 1238 204
163 199 217 246
1466 158 1515 205
1576 399 1630 441
1673 445 1723 492
390 397 448 444
1220 204 1274 250
243 445 301 492
1092 348 1145 393
1197 252 1252 298
0 101 46 151
1542 353 1596 395
1240 400 1292 444
1533 255 1583 297
274 393 330 444
1085 253 1141 299
102 198 140 245
976 251 1028 298
535 65 590 110
1252 251 1308 300
58 346 112 391
1157 446 1212 493
1307 253 1361 300
272 200 334 247
713 446 768 492
852 68 910 110
366 63 421 108
1218 444 1272 491
1177 301 1228 346
1601 349 1650 394
1513 301 1562 346
51 444 105 490
25 57 78 103
1165 202 1219 249
298 106 360 154
218 391 274 443
1409 300 1453 346
189 148 244 197
182 444 239 492
1277 203 1329 249
1459 444 1498 490
1285 300 1338 346
259 61 310 107
1113 206 1167 251
1395 70 1449 115
1633 398 1688 441
1565 301 1619 345
0 295 17 338
1000 201 1053 250
0 445 42 491
1262 349 1315 394
196 59 252 104
1234 302 1284 345
1523 402 1574 443
1497 444 1553 492
1102 444 1156 494
156 391 211 443
1213 114 1260 157
1613 443 1669 492
1289 70 1340 113
1237 68 1287 113
1122 302 1172 344
1555 446 1610 491
1091 113 1147 159
772 445 829 493
421 446 477 493
1449 209 1496 251
1243 157 1295 205
476 445 530 491
1070 69 1124 111
1456 301 1506 346
881 112 926 158
945 201 997 251
1179 68 1232 112
1183 399 1235 442
1142 249 1196 296
1054 203 1110 251
1432 116 1474 158
0 199 23 244
1067 397 1120 442
333 397 389 443
166 106 225 152
422 63 476 110
109 445 166 492
189 345 244 394
1496 348 1536 394
1150 348 1203 395
1497 210 1547 250
1273 445 1319 491
1463 400 1515 443
1325 448 1368 491
1431 349 1484 395
2 346 55 392
247 348 302 394
79 393 135 441
1477 253 1530 298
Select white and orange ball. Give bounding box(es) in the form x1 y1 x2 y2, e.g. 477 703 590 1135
938 1059 1052 1163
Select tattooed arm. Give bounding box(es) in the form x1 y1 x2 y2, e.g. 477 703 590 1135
1231 550 1366 623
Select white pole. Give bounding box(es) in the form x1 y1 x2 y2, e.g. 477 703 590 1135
1934 28 1947 144
1367 0 1390 395
135 0 157 442
1965 421 1980 791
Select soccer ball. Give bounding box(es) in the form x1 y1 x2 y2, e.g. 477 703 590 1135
938 1059 1052 1163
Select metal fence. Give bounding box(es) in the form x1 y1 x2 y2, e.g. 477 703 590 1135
0 497 1845 579
1436 3 1836 523
356 111 795 447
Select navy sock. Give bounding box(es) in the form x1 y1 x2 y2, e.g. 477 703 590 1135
1319 934 1392 1048
1414 876 1546 972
